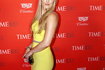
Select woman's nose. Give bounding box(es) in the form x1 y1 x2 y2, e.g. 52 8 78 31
46 0 49 2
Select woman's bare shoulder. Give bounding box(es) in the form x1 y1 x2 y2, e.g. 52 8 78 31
50 11 58 17
51 11 58 15
47 11 59 21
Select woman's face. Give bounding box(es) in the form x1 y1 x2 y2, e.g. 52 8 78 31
41 0 54 10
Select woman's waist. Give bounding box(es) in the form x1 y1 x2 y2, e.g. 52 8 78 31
32 40 51 49
32 40 42 43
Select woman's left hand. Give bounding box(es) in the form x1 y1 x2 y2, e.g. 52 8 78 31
23 50 33 59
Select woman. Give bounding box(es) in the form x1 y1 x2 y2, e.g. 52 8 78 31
23 0 59 70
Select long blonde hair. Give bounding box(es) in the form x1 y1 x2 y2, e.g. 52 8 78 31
31 0 58 34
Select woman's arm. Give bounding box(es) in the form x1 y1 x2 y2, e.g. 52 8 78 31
31 12 59 53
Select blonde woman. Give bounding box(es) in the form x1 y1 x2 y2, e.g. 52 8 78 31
23 0 59 70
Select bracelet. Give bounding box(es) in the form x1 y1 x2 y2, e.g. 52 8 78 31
26 47 31 49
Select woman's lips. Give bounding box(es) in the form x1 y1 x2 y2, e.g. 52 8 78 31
45 3 50 5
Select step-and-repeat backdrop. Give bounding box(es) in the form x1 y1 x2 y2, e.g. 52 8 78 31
0 0 105 70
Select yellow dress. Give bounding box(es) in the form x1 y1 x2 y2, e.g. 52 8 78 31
31 20 54 70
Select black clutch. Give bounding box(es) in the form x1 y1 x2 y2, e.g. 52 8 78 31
28 54 34 65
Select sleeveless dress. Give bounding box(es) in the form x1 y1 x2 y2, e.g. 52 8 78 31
31 20 54 70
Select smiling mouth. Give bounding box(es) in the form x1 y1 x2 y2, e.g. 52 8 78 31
45 4 50 5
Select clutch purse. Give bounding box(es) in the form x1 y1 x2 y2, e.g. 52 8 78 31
28 54 34 65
